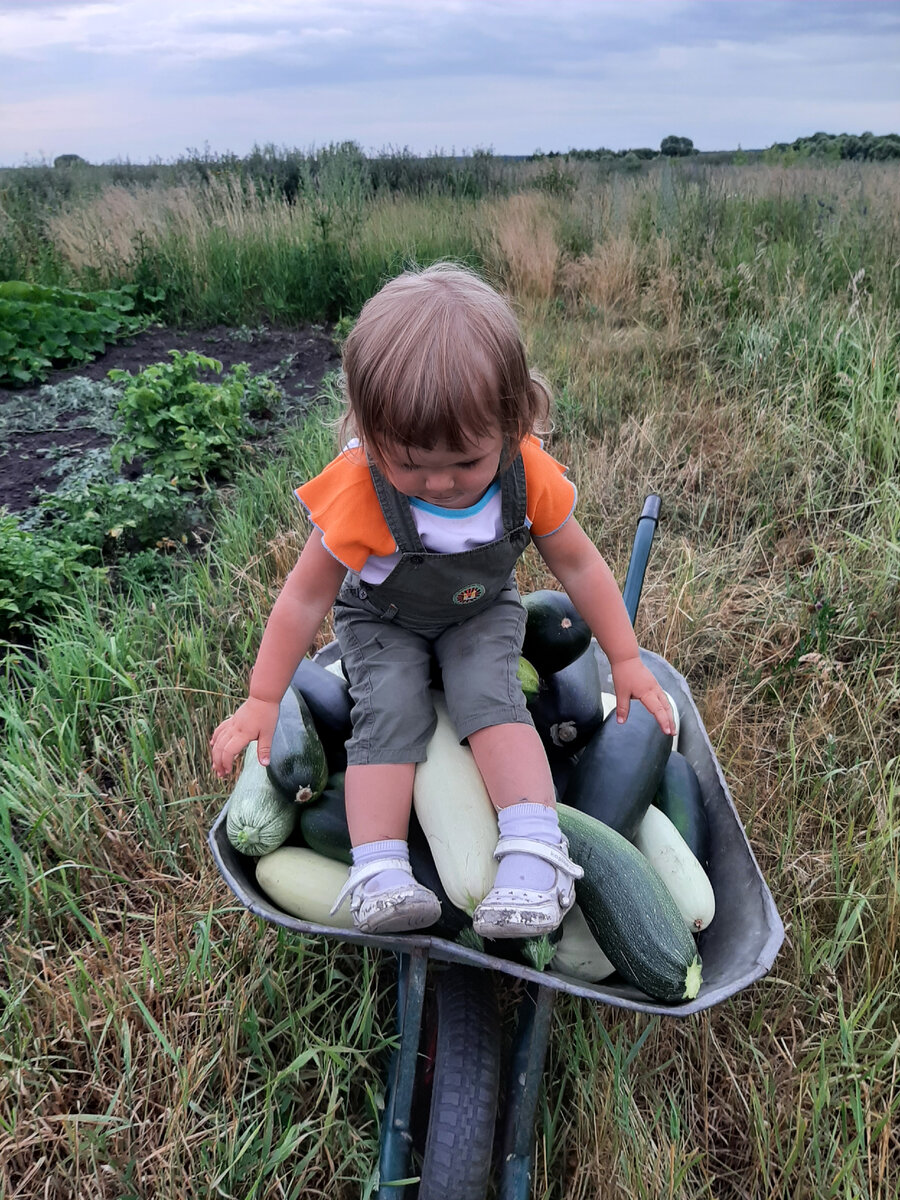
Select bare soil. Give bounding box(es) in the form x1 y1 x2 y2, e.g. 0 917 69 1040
0 323 341 514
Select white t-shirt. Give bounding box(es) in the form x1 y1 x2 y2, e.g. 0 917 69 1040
361 481 510 583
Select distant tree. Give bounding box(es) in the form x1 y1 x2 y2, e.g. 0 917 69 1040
621 152 642 172
54 153 88 168
660 135 695 157
872 135 900 160
632 147 658 160
776 130 900 163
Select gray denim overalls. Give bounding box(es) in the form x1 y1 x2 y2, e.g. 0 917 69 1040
333 451 535 764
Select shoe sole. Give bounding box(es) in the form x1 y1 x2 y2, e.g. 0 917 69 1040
472 907 561 939
357 896 442 935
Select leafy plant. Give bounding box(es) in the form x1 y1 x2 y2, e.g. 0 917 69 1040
0 510 83 634
0 281 150 386
32 474 199 565
109 351 254 485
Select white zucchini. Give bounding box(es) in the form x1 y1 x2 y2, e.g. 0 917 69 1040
633 804 715 932
255 845 354 928
664 691 680 750
413 691 499 915
550 903 616 982
226 741 296 856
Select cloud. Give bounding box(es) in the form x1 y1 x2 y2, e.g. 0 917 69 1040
1 1 898 162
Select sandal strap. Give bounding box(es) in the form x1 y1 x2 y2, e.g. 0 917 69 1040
492 835 584 880
329 857 413 915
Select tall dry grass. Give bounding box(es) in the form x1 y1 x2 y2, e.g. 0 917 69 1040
46 176 306 281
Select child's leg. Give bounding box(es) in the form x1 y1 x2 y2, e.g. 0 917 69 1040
332 761 441 934
332 605 441 933
468 722 558 890
345 762 415 842
467 723 582 938
465 723 554 811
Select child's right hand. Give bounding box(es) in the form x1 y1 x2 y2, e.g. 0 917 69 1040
210 697 281 778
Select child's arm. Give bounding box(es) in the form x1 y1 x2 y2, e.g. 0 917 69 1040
210 530 347 777
535 517 674 736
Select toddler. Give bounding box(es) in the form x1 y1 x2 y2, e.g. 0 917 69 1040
210 263 674 939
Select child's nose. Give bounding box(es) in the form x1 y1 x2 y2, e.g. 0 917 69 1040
426 469 454 491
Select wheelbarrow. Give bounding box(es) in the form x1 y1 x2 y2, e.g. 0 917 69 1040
208 496 784 1199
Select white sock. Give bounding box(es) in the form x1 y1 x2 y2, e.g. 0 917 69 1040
493 803 561 892
351 839 412 895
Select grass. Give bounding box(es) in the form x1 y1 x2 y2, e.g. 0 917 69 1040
2 158 900 1198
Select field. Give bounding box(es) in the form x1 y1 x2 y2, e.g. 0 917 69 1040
1 151 899 1199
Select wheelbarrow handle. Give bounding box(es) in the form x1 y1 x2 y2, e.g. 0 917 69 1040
621 494 661 629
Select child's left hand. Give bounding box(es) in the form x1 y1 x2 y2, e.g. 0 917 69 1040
609 656 675 736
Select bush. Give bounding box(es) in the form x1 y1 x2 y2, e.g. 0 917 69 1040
0 512 82 634
32 475 200 565
109 351 255 485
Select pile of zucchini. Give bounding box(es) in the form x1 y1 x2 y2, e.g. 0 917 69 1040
222 589 715 1004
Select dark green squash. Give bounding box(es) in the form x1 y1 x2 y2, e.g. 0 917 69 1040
558 803 703 1002
653 751 710 868
521 590 592 676
299 773 351 863
291 657 352 772
563 699 671 840
266 684 329 803
528 647 611 759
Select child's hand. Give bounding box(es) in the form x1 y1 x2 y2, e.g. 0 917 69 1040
609 657 675 737
210 697 281 778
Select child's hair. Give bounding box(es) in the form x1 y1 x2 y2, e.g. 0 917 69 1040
340 262 551 465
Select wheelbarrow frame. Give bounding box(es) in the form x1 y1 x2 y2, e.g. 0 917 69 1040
207 496 784 1197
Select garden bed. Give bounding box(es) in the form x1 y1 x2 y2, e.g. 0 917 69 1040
0 322 340 515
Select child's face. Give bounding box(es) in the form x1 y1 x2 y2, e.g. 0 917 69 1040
379 428 505 509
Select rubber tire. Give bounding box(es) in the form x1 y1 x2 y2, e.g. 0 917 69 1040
416 966 501 1200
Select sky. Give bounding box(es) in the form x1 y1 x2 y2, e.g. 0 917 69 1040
2 0 899 166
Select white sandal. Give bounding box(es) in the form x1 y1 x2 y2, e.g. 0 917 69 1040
472 835 584 939
330 857 442 935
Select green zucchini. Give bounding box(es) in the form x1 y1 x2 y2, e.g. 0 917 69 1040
298 772 351 863
528 647 615 759
521 590 592 676
517 655 540 701
653 751 710 868
267 683 329 803
225 741 297 856
564 699 671 840
291 657 352 773
557 803 702 1002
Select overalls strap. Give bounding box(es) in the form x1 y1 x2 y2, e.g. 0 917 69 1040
368 450 527 549
369 461 426 553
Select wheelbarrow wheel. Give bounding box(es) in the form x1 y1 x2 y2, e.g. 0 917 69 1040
416 965 501 1200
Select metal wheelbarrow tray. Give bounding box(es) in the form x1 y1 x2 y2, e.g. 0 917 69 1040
209 640 782 1017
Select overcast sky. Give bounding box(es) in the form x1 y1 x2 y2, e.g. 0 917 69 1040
2 0 898 166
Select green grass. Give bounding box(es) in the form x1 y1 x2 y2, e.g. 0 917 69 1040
2 159 900 1198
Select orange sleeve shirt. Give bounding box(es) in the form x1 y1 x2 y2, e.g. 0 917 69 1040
294 435 576 571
